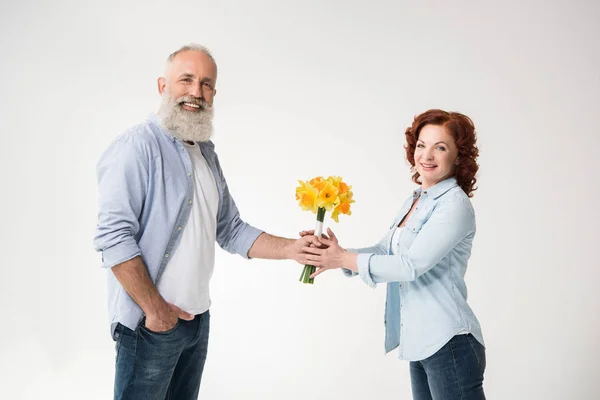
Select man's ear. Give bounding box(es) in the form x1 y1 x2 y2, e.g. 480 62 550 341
157 77 166 95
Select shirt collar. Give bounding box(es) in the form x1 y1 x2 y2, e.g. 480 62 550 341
412 177 459 199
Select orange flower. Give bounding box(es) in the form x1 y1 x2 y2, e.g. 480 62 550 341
331 191 354 222
338 181 349 194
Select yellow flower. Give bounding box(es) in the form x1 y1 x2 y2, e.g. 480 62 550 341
315 181 339 211
328 176 350 195
327 176 343 187
295 180 318 212
296 176 355 221
331 191 354 222
309 176 327 191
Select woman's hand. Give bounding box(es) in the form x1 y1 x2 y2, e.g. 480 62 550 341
300 229 358 278
298 227 338 246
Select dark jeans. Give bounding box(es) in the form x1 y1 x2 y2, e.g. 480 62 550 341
114 311 210 400
410 334 486 400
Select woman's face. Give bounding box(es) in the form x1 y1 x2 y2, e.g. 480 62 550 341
414 124 459 189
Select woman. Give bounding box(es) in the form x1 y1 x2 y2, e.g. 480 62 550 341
302 109 486 400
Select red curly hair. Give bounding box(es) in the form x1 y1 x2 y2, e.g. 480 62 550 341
404 109 479 197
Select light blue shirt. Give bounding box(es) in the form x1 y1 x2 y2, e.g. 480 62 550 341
345 177 484 361
94 114 263 338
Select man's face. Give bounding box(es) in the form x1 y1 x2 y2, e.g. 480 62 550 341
159 50 217 106
157 50 218 142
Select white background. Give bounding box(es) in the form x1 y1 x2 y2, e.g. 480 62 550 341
1 0 599 399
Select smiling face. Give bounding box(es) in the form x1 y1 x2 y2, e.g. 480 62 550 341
156 49 218 142
414 124 459 189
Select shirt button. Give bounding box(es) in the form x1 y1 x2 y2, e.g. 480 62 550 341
178 226 182 231
187 172 191 177
164 253 169 258
188 199 192 204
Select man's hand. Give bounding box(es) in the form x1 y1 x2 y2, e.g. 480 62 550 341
286 235 323 264
298 229 359 278
299 227 338 248
144 303 194 332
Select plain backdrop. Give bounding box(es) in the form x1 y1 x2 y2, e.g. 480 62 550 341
1 0 599 399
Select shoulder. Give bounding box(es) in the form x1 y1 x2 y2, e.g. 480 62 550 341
98 120 170 173
117 120 164 150
106 119 170 159
436 186 475 220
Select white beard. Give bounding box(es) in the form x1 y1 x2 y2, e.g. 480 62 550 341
157 92 214 142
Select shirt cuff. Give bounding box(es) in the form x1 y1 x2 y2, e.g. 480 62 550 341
357 253 376 288
341 268 357 277
240 226 265 259
101 240 142 269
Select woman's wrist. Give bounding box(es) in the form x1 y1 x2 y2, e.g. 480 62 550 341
343 251 359 272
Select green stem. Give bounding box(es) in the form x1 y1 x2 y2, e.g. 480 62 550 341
299 266 306 282
316 207 326 222
299 207 327 285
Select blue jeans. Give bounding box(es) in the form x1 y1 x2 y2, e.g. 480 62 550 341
410 334 486 400
114 311 210 400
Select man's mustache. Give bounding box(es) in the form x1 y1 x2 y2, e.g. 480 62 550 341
177 96 210 110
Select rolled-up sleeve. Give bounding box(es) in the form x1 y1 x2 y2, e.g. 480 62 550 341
93 136 148 269
361 197 474 284
342 231 391 282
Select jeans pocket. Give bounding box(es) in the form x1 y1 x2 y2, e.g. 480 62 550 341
115 324 123 359
466 334 486 369
140 317 181 335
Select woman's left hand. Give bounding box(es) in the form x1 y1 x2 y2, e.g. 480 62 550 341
303 237 352 278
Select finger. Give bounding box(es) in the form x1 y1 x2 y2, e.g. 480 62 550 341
303 256 322 266
302 246 324 255
320 233 331 240
299 230 315 237
302 236 323 248
180 311 194 320
310 267 328 279
327 228 338 241
309 236 324 247
319 237 334 247
169 303 194 320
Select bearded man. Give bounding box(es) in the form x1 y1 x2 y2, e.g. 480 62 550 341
94 44 318 400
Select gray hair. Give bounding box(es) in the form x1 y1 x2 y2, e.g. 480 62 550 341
166 44 217 71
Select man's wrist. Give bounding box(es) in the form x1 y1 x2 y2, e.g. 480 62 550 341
143 293 170 318
284 238 296 260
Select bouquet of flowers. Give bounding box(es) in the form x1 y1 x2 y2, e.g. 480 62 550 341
295 176 354 284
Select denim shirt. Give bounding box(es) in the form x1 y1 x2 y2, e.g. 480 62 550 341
94 114 263 338
346 178 484 361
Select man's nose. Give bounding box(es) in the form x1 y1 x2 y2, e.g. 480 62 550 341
188 83 203 99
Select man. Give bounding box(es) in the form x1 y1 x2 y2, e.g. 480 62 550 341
94 44 317 400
